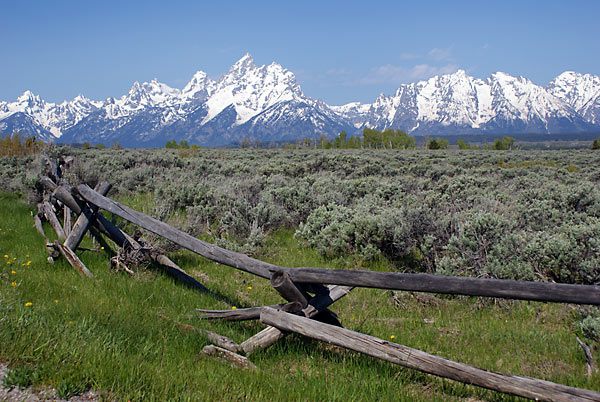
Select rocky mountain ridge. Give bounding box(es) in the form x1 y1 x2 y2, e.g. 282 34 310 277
1 55 599 146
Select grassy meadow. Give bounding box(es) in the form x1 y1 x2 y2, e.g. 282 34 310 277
1 147 600 400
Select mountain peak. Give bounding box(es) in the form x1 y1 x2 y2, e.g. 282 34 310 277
17 90 36 102
450 69 468 77
182 70 214 97
229 53 256 75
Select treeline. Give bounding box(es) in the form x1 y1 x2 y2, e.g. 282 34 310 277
0 133 44 157
165 140 202 149
292 130 517 151
292 129 416 150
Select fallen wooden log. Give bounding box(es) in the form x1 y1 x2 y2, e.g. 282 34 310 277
261 308 600 402
241 326 285 356
158 314 241 353
54 241 94 278
200 345 257 370
43 202 66 241
197 304 290 321
76 185 600 306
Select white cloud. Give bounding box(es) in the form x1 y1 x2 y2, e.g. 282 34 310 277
360 63 460 85
427 47 453 61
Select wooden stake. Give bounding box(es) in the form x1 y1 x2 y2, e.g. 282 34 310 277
54 241 94 278
270 270 308 307
64 182 112 251
63 205 71 237
43 202 66 241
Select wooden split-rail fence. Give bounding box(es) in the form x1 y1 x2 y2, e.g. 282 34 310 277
33 160 600 402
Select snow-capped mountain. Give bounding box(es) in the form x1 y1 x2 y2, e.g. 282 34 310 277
547 71 600 125
340 70 594 135
56 54 350 146
0 91 102 141
1 55 599 147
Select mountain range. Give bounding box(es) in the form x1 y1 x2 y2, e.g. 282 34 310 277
1 54 599 147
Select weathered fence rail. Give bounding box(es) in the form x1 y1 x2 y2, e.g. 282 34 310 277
76 183 600 306
32 169 600 401
261 308 600 402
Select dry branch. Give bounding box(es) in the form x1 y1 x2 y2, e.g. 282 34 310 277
576 337 598 377
261 308 600 402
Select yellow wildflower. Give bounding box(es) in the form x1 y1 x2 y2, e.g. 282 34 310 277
7 261 11 265
26 261 31 266
247 286 252 290
390 335 395 340
13 257 16 260
25 302 32 307
55 299 59 303
100 247 104 250
11 282 17 287
68 321 73 325
232 306 237 310
3 255 7 258
11 270 16 274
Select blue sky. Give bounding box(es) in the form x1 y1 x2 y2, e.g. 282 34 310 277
2 0 598 105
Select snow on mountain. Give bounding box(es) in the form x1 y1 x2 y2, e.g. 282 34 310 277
330 102 371 128
0 91 53 127
202 53 304 125
2 54 600 146
336 70 593 134
547 71 600 125
56 54 348 146
0 91 102 138
181 70 216 103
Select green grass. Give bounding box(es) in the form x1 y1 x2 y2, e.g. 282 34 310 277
0 191 598 401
